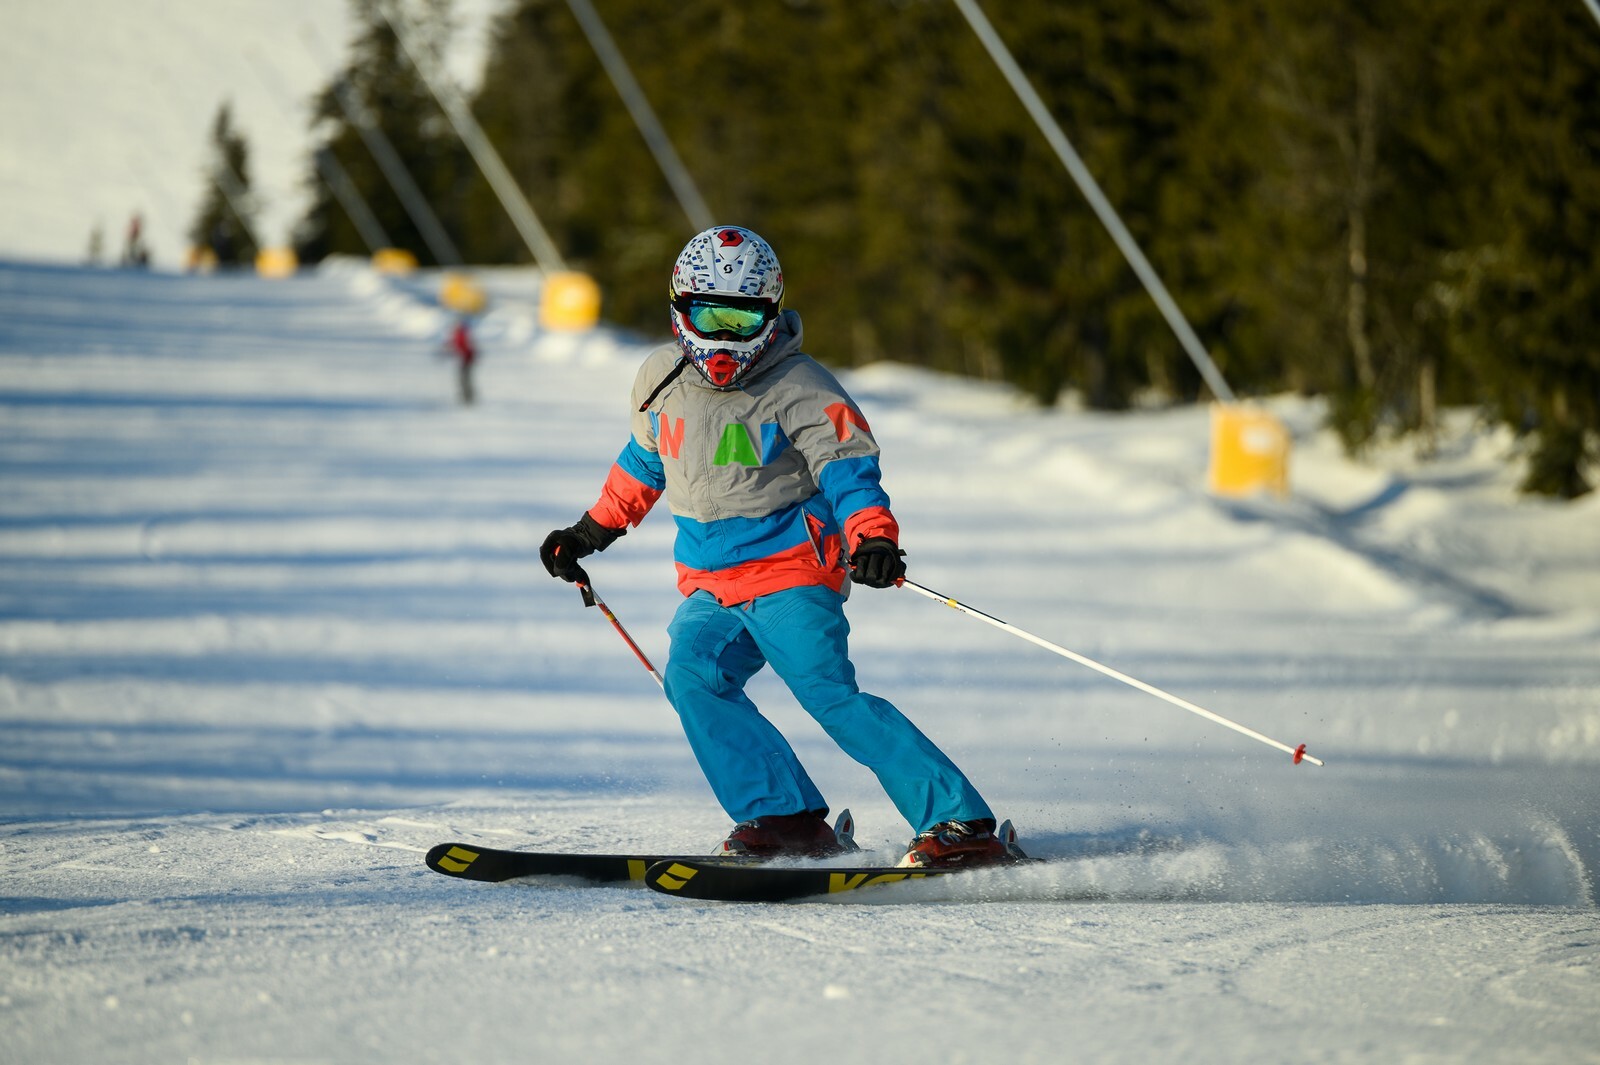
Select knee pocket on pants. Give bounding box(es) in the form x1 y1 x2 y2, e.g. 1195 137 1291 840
667 620 763 695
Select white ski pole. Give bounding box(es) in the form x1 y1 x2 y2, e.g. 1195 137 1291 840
898 578 1323 766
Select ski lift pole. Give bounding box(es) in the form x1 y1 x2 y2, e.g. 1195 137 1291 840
298 23 463 265
898 578 1323 766
378 1 567 272
571 567 664 689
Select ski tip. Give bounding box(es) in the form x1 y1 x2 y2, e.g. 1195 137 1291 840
425 842 483 875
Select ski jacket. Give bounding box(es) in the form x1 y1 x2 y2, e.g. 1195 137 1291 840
448 321 476 365
587 310 898 606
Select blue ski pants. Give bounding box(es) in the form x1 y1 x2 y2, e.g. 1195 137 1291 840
662 585 993 833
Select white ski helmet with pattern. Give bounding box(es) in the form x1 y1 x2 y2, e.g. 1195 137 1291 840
669 226 784 388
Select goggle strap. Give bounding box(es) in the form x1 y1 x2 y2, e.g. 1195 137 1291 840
638 356 690 412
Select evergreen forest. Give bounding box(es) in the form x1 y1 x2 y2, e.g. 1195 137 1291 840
289 0 1600 497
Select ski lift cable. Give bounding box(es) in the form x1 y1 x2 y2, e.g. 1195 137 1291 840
564 0 716 233
951 0 1238 405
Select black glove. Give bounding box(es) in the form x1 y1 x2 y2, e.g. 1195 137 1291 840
540 514 623 582
848 536 906 589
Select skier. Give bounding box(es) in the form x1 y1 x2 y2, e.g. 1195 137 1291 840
445 316 477 405
122 212 150 268
540 226 1017 869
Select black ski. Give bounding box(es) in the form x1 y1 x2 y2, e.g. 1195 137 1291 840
642 857 1015 902
640 857 1187 903
644 817 1040 901
425 842 748 884
425 810 860 885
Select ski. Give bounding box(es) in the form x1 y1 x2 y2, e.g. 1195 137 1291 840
424 842 748 884
426 810 859 884
644 817 1039 901
642 857 989 901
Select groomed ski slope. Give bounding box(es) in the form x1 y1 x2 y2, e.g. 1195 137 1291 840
1 258 1597 1064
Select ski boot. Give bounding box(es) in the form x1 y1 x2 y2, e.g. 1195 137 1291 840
897 818 1027 868
717 809 859 859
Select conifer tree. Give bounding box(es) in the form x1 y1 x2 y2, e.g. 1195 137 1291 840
188 102 258 266
1428 4 1600 497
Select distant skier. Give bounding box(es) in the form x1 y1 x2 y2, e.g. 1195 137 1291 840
540 225 1018 868
445 316 477 405
122 212 149 268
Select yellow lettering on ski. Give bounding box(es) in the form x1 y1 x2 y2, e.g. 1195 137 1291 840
828 871 930 893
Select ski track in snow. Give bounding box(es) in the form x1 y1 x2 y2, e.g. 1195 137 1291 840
1 258 1598 1063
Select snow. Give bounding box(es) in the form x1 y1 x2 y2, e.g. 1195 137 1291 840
2 257 1598 1064
8 5 1597 1058
1 0 511 268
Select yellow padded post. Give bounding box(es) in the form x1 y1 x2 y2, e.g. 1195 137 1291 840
1207 404 1291 498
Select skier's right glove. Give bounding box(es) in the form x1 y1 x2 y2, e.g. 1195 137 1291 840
848 537 907 589
540 514 623 582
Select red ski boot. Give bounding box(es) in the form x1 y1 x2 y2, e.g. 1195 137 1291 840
897 818 1025 868
718 810 856 859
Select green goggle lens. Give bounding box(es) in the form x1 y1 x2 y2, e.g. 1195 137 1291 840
680 300 772 338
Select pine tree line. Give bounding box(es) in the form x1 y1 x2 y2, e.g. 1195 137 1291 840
292 0 1600 497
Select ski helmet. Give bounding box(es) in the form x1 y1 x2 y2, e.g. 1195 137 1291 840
669 226 784 388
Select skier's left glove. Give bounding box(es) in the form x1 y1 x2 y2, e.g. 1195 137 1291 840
540 514 623 582
848 537 906 589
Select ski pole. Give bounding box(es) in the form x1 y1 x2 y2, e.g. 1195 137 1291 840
565 560 664 689
898 578 1323 767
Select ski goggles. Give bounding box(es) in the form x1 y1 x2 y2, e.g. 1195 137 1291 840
672 294 777 339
